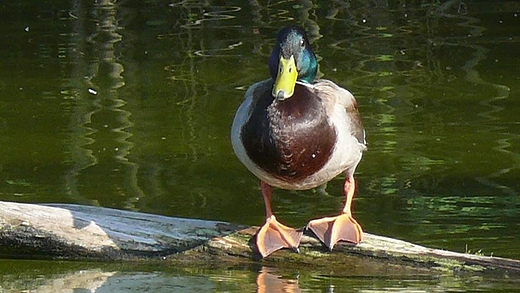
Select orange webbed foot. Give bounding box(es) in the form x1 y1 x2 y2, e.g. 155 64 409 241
306 213 363 250
255 215 303 258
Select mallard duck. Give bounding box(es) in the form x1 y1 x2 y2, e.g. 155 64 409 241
231 26 366 258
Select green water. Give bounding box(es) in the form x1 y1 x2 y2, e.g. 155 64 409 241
1 0 519 291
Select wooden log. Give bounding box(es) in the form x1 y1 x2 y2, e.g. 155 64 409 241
0 201 243 259
1 200 519 275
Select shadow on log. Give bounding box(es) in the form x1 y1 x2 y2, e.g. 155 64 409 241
1 200 520 276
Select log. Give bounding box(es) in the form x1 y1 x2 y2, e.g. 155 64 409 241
1 200 520 276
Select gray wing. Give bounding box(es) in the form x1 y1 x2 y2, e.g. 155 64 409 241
312 79 366 147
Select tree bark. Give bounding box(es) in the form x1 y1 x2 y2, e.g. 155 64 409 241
1 200 519 275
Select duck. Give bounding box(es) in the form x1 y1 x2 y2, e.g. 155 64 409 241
231 25 367 258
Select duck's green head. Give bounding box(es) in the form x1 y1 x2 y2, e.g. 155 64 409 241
269 26 318 100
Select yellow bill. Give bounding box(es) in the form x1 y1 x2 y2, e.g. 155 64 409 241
272 55 298 100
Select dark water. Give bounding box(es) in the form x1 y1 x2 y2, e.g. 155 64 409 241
1 0 519 291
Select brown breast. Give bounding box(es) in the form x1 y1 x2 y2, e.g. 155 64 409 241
241 83 337 183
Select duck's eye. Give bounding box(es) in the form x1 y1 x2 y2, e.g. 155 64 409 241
300 38 305 47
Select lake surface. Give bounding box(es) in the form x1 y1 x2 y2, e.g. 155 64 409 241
0 0 519 291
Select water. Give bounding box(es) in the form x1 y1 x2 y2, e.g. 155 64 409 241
0 0 519 291
1 259 519 292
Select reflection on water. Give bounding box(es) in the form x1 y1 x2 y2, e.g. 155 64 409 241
0 0 519 291
63 0 144 210
1 260 520 292
257 267 301 293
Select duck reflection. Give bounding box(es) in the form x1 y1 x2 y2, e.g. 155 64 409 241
256 267 301 293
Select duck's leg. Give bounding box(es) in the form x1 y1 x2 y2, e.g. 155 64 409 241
306 175 363 250
255 181 303 258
